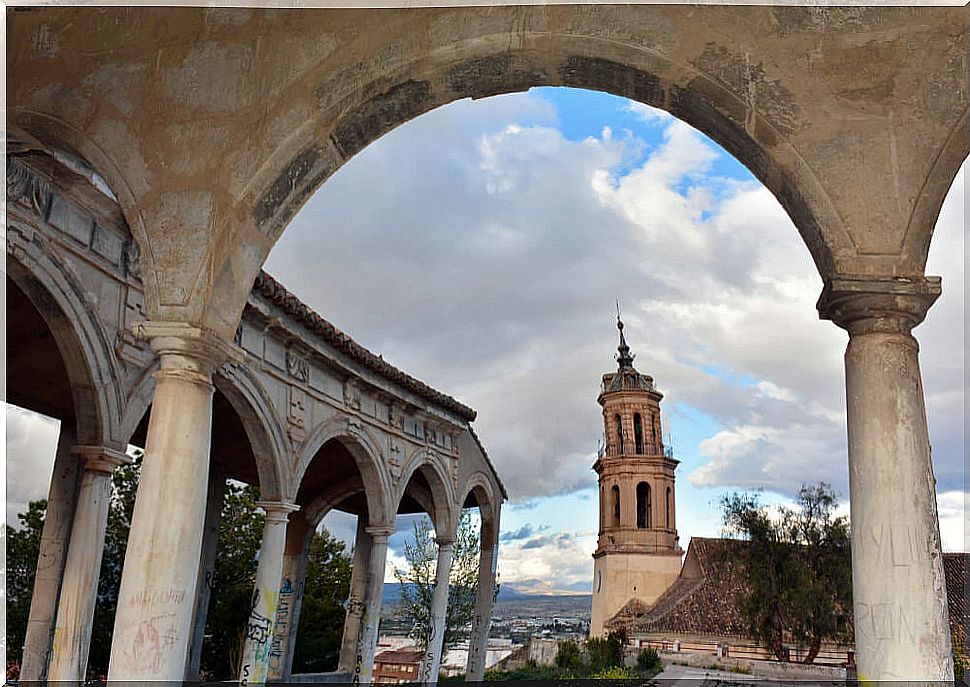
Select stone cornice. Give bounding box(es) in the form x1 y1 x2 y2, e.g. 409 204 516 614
817 275 941 335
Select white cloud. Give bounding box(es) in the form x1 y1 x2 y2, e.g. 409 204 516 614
5 404 60 526
266 91 963 510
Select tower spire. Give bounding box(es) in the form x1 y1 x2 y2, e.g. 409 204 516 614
615 303 635 370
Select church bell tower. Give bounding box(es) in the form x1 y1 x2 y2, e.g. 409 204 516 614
589 316 683 636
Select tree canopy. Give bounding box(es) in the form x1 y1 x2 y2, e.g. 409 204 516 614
393 510 491 655
720 482 852 663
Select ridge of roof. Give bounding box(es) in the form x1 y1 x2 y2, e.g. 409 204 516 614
253 271 477 423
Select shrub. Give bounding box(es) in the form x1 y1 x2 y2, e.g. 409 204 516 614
636 646 662 672
556 640 583 670
590 665 634 679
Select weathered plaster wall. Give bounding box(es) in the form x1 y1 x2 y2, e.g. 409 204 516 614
8 6 966 339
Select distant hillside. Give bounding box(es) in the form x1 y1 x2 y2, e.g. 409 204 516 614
383 582 593 618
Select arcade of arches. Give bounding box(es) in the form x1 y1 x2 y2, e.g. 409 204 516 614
7 4 967 681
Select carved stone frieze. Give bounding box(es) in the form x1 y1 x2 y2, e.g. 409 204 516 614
285 349 309 383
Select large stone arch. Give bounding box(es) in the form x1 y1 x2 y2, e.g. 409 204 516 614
394 449 456 537
459 472 501 527
244 37 846 280
6 228 121 447
10 6 964 340
294 417 391 525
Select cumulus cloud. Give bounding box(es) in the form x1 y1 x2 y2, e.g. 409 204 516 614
266 91 963 508
496 528 597 591
6 405 61 525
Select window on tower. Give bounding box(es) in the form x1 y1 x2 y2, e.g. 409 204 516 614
611 485 621 527
636 482 651 529
633 412 644 454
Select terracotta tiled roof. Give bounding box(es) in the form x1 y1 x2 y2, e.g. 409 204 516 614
944 552 968 640
612 539 970 644
375 648 425 663
253 271 476 422
610 537 748 637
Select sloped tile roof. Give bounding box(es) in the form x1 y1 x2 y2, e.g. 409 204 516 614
944 552 968 640
610 539 970 644
253 271 476 422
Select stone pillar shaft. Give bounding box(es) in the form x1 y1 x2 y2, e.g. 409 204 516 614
48 447 130 682
466 515 499 682
267 510 312 682
107 322 242 682
20 427 79 682
186 468 227 680
420 539 454 683
818 276 953 680
240 501 299 687
353 526 392 684
339 519 372 673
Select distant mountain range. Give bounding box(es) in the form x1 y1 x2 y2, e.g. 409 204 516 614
382 580 591 606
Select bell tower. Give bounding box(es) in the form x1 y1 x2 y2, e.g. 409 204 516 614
589 316 683 636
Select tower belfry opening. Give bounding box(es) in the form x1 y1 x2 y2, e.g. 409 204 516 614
590 317 683 636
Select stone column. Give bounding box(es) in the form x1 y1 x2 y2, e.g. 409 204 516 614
107 322 243 682
267 509 313 682
466 514 500 681
47 446 131 682
818 276 953 680
338 519 372 673
420 538 454 683
240 501 300 687
352 525 392 684
186 467 227 680
20 427 79 682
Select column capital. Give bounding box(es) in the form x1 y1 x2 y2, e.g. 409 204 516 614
70 445 132 474
435 537 456 547
365 524 395 540
257 500 300 522
133 320 245 382
817 275 941 336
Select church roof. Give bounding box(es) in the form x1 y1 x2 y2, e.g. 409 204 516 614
606 537 748 637
253 271 477 422
608 538 970 643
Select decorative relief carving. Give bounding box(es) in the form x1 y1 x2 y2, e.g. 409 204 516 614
424 423 438 445
124 239 142 281
343 380 361 411
387 402 404 431
388 439 403 480
285 349 309 383
287 387 306 445
450 454 460 492
7 156 51 216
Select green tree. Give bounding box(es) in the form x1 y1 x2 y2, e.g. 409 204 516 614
721 482 852 663
393 510 493 654
292 528 353 673
200 481 264 679
5 499 48 671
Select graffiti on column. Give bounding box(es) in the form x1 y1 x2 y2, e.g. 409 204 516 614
241 588 275 685
421 614 438 682
268 578 294 674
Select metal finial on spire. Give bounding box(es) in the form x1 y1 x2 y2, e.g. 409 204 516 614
615 303 635 370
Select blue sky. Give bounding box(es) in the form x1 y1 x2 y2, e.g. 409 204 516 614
7 87 964 592
267 86 963 589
